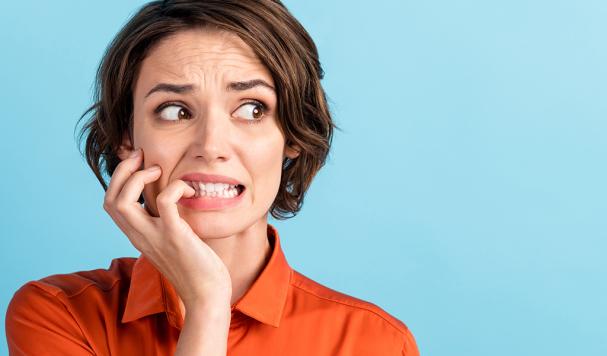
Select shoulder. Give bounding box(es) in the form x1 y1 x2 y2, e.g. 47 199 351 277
18 257 137 299
289 269 419 355
6 257 137 326
5 257 137 355
290 269 410 333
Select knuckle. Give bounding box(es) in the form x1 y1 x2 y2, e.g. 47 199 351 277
102 198 112 212
156 192 168 206
115 201 129 214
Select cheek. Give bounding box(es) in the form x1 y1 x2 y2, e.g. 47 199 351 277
245 137 284 196
135 124 180 170
136 130 184 197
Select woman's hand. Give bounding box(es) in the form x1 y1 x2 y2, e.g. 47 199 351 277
102 148 232 309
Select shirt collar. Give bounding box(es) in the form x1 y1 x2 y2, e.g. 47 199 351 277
121 223 292 329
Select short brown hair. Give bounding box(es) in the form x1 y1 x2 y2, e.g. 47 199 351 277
75 0 339 220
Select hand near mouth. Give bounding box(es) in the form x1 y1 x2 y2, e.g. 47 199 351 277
103 147 233 311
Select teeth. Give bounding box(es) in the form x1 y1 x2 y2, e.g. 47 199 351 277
188 181 240 198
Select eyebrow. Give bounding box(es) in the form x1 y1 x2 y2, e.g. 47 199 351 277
144 79 275 98
145 83 194 98
226 79 275 92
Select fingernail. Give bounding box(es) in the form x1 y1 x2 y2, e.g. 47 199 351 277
149 165 160 172
129 149 141 158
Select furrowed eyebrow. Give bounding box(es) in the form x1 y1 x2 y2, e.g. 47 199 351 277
145 83 194 98
226 79 275 92
144 79 275 98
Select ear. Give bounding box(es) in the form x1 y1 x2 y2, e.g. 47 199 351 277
284 143 301 160
116 133 136 161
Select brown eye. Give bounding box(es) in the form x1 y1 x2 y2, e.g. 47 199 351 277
233 102 266 122
252 106 262 119
157 104 191 122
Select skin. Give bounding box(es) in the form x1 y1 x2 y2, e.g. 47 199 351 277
104 28 300 354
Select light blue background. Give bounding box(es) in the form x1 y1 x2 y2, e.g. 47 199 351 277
1 1 606 355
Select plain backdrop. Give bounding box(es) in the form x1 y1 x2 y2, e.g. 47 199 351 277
1 1 606 355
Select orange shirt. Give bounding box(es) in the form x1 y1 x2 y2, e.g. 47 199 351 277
6 224 419 355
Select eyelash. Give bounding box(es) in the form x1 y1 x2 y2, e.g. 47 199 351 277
153 100 268 125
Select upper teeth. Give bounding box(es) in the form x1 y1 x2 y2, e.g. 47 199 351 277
188 181 238 192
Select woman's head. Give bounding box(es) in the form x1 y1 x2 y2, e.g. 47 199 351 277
76 0 337 235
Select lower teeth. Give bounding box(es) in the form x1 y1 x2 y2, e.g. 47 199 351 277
196 189 238 198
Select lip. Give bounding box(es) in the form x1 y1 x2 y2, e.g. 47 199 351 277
179 172 243 186
177 172 246 212
178 187 245 211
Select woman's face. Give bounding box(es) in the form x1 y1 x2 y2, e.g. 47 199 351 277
121 28 299 238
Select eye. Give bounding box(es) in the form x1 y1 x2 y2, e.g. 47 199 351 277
154 103 192 122
233 101 267 124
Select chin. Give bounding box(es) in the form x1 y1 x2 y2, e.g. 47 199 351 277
185 214 251 239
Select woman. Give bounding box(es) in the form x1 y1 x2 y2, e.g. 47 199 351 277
6 1 419 355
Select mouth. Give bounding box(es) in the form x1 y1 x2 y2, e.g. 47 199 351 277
179 172 246 198
178 181 246 211
185 181 246 199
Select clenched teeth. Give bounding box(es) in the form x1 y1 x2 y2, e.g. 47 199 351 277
186 181 242 198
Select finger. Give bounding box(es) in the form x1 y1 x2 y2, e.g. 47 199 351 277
104 148 143 206
114 165 162 241
156 179 196 231
103 149 143 243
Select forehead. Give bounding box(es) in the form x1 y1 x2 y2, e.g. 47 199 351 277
135 28 272 93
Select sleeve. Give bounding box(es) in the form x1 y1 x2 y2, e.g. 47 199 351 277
402 327 420 356
5 282 95 356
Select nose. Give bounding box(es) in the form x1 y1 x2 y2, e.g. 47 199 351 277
190 106 230 163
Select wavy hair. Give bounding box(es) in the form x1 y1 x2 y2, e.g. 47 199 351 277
75 0 339 219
